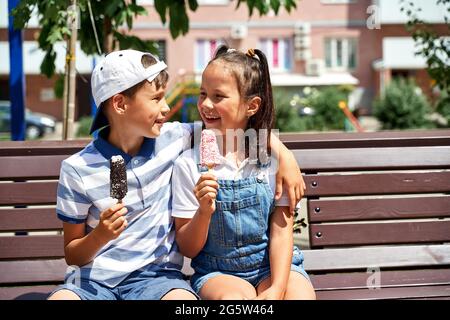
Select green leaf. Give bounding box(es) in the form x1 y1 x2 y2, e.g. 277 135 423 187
54 73 65 99
270 0 281 15
46 27 63 44
154 0 168 24
105 0 122 17
188 0 198 11
40 49 57 78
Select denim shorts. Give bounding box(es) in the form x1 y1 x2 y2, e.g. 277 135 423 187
190 247 310 294
50 267 198 300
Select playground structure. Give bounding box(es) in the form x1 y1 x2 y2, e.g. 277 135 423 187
164 73 199 123
338 100 365 132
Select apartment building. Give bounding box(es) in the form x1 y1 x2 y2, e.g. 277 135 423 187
0 0 447 120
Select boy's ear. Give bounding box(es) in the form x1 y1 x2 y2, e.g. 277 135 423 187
246 96 261 118
111 94 127 114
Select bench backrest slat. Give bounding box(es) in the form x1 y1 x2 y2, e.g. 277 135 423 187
304 172 450 196
0 156 69 180
294 147 450 172
308 196 450 222
0 181 58 205
0 235 64 259
0 260 67 284
0 208 61 232
309 220 450 247
303 244 450 271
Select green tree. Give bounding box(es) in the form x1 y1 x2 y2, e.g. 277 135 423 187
12 0 299 79
374 78 434 130
401 0 450 97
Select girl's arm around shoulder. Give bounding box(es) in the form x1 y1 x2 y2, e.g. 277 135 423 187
270 133 306 214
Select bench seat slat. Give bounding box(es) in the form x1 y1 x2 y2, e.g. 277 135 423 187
304 171 450 196
0 182 58 206
0 235 64 259
308 196 450 222
303 245 450 271
294 146 450 172
0 208 61 232
0 156 68 180
315 284 450 300
310 268 450 290
0 259 67 284
310 220 450 247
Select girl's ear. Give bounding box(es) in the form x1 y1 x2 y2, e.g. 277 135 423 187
247 96 261 118
111 94 127 115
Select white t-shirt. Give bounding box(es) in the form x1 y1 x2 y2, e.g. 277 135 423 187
171 148 290 219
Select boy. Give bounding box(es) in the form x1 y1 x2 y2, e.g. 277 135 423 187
49 49 304 300
49 50 198 300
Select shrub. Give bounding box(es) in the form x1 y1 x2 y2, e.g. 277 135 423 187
76 116 93 137
273 89 311 132
374 78 434 130
305 86 347 131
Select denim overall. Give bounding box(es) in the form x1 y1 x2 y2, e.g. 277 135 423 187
189 143 309 294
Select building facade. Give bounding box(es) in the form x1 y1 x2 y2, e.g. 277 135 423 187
0 0 447 121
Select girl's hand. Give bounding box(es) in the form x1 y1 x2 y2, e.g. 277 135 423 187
92 203 128 243
194 173 219 216
254 286 285 300
276 150 306 214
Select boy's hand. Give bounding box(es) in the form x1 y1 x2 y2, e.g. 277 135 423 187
93 203 128 244
276 150 306 214
194 173 219 217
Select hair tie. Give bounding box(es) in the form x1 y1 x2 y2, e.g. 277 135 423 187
227 48 237 53
246 48 256 58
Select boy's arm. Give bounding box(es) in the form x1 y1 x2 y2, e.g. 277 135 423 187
63 203 128 266
270 133 306 214
256 206 293 300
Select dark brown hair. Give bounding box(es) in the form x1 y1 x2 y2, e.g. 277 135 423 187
209 45 274 159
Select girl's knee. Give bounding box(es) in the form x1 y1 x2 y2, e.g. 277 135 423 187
284 272 316 300
217 291 255 300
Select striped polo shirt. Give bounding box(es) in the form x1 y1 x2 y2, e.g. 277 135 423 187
56 122 194 288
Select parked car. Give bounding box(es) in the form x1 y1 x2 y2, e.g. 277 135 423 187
0 101 56 139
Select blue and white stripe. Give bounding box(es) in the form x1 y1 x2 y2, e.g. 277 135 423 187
56 122 194 287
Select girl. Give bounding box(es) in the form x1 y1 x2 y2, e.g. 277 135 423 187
171 46 316 300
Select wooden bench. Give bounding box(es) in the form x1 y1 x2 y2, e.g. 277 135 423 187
1 130 449 300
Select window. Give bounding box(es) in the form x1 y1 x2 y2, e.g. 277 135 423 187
324 38 357 70
195 39 224 72
259 38 293 72
153 40 166 63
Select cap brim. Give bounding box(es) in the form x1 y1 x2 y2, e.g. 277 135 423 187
89 106 109 134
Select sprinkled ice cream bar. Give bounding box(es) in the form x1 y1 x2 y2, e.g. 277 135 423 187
110 155 127 203
200 129 221 171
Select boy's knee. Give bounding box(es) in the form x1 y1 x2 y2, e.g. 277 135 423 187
47 289 81 300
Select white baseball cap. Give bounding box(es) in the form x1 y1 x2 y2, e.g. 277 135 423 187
90 49 167 134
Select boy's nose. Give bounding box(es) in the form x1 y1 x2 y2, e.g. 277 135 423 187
160 99 170 115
